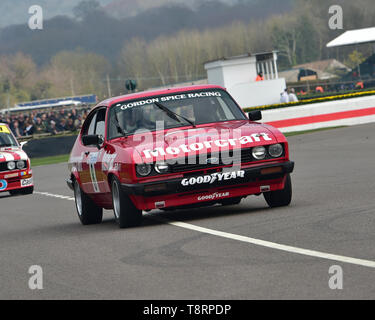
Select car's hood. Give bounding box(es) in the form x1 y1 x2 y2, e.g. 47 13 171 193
119 120 282 163
0 147 28 162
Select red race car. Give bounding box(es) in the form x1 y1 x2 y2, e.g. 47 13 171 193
67 85 294 228
0 123 33 196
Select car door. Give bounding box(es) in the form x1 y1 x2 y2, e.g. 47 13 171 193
91 108 110 194
79 110 99 194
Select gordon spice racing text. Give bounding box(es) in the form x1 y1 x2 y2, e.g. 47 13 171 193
67 85 294 228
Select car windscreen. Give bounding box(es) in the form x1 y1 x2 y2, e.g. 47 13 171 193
108 90 246 139
0 126 18 148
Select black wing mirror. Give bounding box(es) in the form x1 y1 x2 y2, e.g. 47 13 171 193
248 111 262 121
82 134 104 148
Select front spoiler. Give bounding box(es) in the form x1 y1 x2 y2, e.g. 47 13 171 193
121 161 294 197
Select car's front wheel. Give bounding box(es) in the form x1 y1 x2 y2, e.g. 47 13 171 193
74 179 103 225
111 177 142 228
264 174 292 208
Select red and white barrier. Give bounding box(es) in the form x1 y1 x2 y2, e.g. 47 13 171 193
262 95 375 132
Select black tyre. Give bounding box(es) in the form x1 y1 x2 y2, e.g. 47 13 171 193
9 187 33 196
264 174 292 208
111 177 142 228
73 179 103 225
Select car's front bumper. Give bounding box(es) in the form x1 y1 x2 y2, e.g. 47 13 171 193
122 161 294 197
0 170 33 193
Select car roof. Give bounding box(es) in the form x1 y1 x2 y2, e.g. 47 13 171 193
97 85 225 109
0 123 8 126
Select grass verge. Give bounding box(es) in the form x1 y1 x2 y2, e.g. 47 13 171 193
284 126 346 137
31 154 70 167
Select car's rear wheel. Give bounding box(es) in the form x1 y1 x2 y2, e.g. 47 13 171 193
264 174 292 208
9 187 34 196
111 177 142 228
74 179 103 225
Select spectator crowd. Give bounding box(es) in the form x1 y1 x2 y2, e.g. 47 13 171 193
0 107 91 138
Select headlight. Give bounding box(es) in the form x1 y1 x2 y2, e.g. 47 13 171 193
17 160 25 169
136 163 152 177
268 144 284 158
154 162 169 174
252 146 266 160
7 161 16 170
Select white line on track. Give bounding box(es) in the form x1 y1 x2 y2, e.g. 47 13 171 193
34 191 75 201
35 191 375 269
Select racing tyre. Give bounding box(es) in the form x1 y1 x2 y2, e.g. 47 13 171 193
111 177 142 228
73 180 103 225
264 174 292 208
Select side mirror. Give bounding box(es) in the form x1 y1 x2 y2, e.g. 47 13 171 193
248 111 262 121
82 134 104 149
20 141 28 148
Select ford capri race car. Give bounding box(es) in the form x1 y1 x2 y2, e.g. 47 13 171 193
67 85 294 228
0 123 33 196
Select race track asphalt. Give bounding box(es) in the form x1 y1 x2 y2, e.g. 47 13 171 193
0 124 374 300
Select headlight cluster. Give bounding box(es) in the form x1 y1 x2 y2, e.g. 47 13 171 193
6 161 26 171
136 161 170 177
7 161 16 170
252 144 284 160
136 163 152 177
268 144 284 158
154 162 169 174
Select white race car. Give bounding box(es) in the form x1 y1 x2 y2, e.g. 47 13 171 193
0 123 33 196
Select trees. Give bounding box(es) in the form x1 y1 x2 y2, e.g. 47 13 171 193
0 53 37 107
0 50 111 109
45 50 110 98
73 0 101 20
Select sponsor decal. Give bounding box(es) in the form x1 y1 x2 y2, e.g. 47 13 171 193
142 134 273 159
197 192 230 201
21 178 33 187
88 152 99 164
102 153 117 171
0 179 8 191
88 152 100 193
119 91 222 110
181 171 245 187
0 125 10 134
4 173 18 179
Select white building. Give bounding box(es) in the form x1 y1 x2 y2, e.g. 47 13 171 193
204 52 287 108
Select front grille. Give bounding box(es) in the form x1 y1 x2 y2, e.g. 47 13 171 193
136 144 285 178
0 161 27 172
170 148 254 173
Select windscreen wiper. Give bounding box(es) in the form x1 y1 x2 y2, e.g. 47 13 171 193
154 102 196 128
